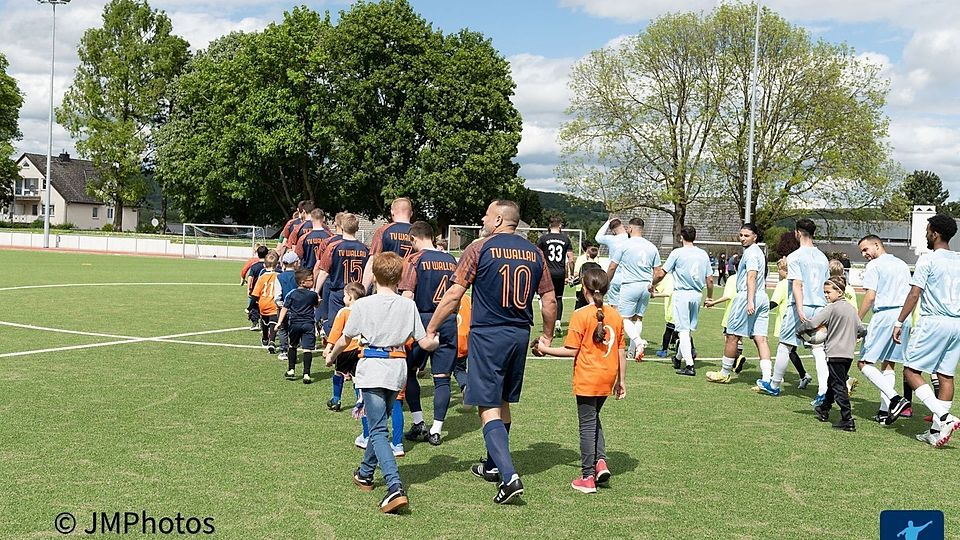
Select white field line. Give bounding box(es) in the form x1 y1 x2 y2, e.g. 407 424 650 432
0 282 237 292
0 320 136 339
0 325 252 358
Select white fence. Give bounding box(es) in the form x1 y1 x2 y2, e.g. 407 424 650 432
0 231 253 260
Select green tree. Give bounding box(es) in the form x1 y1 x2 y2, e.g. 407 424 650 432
559 3 893 238
900 170 949 207
57 0 189 230
0 52 23 206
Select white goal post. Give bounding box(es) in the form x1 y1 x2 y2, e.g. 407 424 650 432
446 224 585 257
181 223 268 259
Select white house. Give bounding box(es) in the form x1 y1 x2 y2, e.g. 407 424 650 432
4 152 139 230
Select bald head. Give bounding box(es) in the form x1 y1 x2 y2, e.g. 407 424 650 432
391 197 413 222
482 199 521 234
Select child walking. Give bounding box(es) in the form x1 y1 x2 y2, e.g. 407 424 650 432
276 269 320 383
534 267 626 494
324 281 366 411
327 252 438 513
798 275 867 432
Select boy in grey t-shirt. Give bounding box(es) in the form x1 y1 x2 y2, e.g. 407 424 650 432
328 252 438 514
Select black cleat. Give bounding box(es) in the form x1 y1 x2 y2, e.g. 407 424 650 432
405 422 427 442
672 356 681 370
426 432 442 446
814 406 830 422
494 477 524 504
326 399 341 411
471 462 500 483
733 355 747 374
832 420 856 432
885 396 911 426
676 366 696 377
872 411 889 424
267 342 276 354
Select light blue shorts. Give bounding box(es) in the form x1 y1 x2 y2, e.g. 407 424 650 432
671 290 703 332
860 308 910 363
779 305 823 347
905 316 960 377
607 278 622 308
725 291 770 338
617 281 651 318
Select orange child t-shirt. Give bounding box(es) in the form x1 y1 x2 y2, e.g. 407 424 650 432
563 304 625 397
328 307 360 352
252 271 280 316
456 295 472 358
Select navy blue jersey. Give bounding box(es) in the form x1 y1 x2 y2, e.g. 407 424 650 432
277 270 298 301
319 238 369 290
453 233 554 328
398 249 459 314
246 261 265 291
370 222 413 259
283 287 319 325
298 228 330 270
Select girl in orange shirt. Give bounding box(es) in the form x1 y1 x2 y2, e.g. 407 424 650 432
534 267 627 494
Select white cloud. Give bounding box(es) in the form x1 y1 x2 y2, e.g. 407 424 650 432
889 118 960 192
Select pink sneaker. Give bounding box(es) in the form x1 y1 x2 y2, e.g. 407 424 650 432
901 407 913 418
595 459 611 484
571 476 597 494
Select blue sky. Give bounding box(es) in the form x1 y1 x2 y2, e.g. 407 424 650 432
3 0 960 197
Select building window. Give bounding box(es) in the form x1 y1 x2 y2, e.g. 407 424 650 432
107 207 114 220
92 207 99 219
40 204 54 216
31 204 38 215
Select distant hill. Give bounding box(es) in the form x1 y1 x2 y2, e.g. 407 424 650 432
534 190 607 242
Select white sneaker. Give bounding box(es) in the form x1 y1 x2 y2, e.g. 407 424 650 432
278 352 288 362
391 443 405 457
627 340 637 359
284 369 296 380
930 414 959 448
355 435 368 449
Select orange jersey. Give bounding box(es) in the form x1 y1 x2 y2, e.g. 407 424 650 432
456 295 471 358
564 304 625 396
328 307 360 352
252 271 280 316
240 256 258 281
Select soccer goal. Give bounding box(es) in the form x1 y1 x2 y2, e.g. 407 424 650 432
181 223 268 259
446 224 585 258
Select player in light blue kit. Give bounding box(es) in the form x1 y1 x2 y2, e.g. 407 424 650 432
652 225 713 376
706 224 772 384
856 235 913 425
758 219 830 401
595 218 629 307
607 218 661 361
895 214 960 447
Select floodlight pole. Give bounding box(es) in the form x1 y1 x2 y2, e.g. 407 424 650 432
39 0 70 249
744 2 760 224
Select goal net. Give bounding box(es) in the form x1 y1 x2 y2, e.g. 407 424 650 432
181 223 268 259
446 225 585 258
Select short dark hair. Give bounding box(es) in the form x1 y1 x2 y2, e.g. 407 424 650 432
928 213 958 242
549 216 563 228
256 245 269 258
409 221 434 241
795 218 816 238
629 217 644 228
301 200 315 214
609 219 623 230
344 281 366 301
741 222 762 242
680 225 697 242
294 268 312 285
858 234 882 245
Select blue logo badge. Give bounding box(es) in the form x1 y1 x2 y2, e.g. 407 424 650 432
880 510 944 540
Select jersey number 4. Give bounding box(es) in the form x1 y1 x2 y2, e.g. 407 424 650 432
432 275 449 305
498 264 532 309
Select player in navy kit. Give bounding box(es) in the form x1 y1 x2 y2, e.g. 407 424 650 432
277 268 320 384
399 221 460 446
427 200 557 505
314 214 370 335
294 208 330 270
536 217 574 329
362 197 414 289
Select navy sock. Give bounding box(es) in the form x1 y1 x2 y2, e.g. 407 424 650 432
302 352 312 376
332 373 344 402
406 373 422 414
433 377 451 423
357 388 370 437
392 398 404 446
482 420 516 482
288 348 297 371
485 422 510 468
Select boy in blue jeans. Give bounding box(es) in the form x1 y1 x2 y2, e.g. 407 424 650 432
328 251 438 513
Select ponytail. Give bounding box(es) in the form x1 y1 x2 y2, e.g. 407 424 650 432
591 288 605 344
581 267 611 344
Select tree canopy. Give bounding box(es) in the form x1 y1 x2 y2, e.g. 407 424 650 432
57 0 189 230
157 0 525 229
0 52 23 206
559 3 894 239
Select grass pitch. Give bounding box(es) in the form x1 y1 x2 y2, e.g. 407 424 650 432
0 249 956 539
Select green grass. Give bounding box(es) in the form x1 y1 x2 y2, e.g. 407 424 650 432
0 250 956 539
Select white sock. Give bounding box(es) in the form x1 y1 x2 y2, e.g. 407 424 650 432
916 385 948 419
938 400 953 420
812 346 828 395
635 320 644 341
720 356 734 376
430 420 443 435
623 319 640 343
679 331 693 366
861 365 897 408
760 359 772 382
412 411 424 424
771 343 791 388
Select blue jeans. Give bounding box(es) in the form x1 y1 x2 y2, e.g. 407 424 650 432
358 388 402 490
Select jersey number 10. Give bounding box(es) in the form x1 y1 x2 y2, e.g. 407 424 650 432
498 264 532 309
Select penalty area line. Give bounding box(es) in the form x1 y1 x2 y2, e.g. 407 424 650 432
0 326 253 358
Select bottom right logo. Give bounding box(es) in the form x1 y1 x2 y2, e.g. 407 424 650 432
880 510 944 540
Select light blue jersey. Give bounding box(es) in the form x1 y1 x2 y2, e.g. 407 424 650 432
736 244 766 295
607 237 628 285
912 249 960 318
786 246 829 307
663 245 711 292
615 237 661 284
862 253 910 311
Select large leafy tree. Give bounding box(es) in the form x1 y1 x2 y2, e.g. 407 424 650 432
0 52 23 206
57 0 188 230
559 3 893 238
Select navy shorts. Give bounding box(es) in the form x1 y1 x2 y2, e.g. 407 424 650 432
316 281 329 324
288 321 317 351
335 348 360 375
465 325 530 407
408 315 458 376
322 288 345 335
